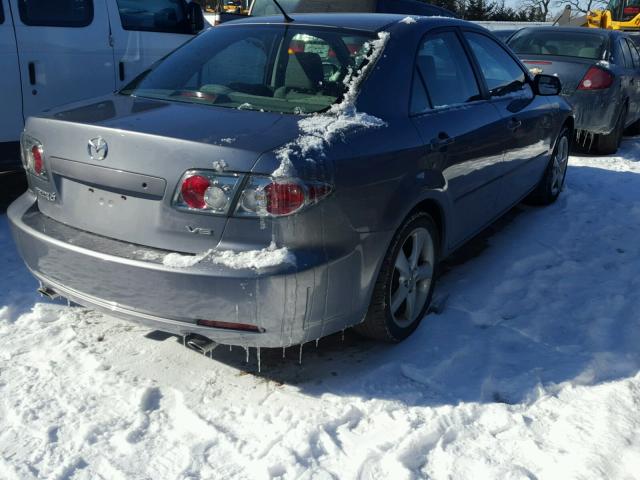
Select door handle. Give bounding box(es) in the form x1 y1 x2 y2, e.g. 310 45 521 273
119 61 125 82
507 118 522 131
430 132 455 151
28 62 36 85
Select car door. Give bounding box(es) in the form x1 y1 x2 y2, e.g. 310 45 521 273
463 30 555 211
0 0 23 157
106 0 197 87
409 29 507 247
8 0 116 120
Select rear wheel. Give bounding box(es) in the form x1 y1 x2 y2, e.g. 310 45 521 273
355 212 439 342
526 127 570 205
596 105 626 155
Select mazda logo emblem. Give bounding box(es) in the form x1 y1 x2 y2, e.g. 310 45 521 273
88 137 108 161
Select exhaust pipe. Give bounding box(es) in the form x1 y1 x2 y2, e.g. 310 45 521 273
185 333 219 357
37 286 60 300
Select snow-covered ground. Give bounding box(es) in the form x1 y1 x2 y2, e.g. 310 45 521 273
1 140 640 479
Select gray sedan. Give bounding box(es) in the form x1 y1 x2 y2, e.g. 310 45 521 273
9 14 572 349
508 27 640 154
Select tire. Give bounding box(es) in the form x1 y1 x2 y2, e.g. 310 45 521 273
526 127 570 206
355 211 439 342
596 104 626 155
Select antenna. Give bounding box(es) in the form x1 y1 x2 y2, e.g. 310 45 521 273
271 0 294 22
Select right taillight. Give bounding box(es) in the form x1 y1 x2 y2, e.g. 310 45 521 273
236 176 332 217
173 170 332 217
20 134 47 179
578 66 614 90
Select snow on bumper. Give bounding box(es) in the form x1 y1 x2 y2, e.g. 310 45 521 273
8 192 367 348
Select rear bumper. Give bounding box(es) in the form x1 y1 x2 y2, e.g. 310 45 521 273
8 192 376 347
565 90 618 135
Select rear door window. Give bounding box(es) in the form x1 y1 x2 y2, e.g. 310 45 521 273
18 0 94 27
465 32 530 98
115 0 190 33
416 31 481 109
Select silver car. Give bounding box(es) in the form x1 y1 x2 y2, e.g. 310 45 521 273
9 14 572 349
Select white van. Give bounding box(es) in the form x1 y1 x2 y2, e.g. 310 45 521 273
0 0 204 171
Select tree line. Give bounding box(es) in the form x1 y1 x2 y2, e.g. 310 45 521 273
426 0 607 21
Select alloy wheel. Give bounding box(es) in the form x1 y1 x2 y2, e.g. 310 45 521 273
550 135 569 196
390 227 435 327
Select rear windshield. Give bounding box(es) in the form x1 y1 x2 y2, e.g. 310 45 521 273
508 30 607 60
121 25 377 114
251 0 377 16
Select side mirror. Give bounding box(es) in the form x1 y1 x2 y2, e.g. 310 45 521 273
186 1 205 34
534 74 562 96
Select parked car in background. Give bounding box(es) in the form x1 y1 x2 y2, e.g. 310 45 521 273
9 14 572 349
491 28 520 42
508 26 640 154
0 0 205 172
250 0 456 17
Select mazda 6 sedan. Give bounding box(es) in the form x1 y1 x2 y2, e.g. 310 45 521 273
9 14 573 349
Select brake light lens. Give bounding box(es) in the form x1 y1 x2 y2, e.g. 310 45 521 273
181 175 210 209
264 182 305 215
236 176 332 217
20 134 47 179
578 66 614 90
196 319 265 333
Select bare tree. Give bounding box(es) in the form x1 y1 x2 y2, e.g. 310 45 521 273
556 0 607 14
522 0 554 20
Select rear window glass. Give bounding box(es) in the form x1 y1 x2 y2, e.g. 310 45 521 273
116 0 190 33
122 25 378 114
251 0 376 16
18 0 94 27
509 30 607 60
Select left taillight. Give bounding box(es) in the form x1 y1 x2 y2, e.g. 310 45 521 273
21 134 47 179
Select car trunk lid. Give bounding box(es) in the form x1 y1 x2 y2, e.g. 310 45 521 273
27 95 298 254
520 55 600 95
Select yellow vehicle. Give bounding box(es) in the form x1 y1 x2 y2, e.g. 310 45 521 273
585 0 640 31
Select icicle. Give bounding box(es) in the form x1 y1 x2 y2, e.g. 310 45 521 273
282 347 286 359
183 336 186 347
245 346 249 363
257 347 261 373
66 298 71 307
298 343 303 365
259 216 266 230
229 345 232 352
341 329 345 342
315 338 319 348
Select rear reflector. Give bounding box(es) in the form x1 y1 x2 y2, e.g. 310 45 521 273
578 66 614 90
197 319 265 333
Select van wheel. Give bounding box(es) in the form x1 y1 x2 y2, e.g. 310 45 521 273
596 105 626 155
355 212 439 342
526 127 570 205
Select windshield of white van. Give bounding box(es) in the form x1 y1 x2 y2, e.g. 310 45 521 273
121 25 378 114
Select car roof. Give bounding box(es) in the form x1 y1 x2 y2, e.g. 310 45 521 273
222 13 467 32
